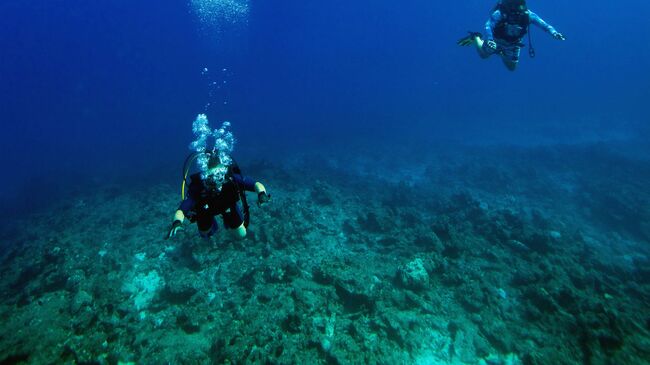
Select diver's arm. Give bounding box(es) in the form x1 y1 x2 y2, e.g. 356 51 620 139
254 182 270 205
167 198 196 239
232 174 258 192
173 209 186 223
167 208 186 239
176 196 196 222
232 174 270 205
174 199 192 222
485 10 501 40
529 11 563 39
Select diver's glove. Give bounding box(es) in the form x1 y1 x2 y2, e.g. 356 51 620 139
167 220 184 239
553 32 566 41
486 39 498 51
257 191 271 207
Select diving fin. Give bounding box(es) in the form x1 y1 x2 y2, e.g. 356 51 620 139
457 32 482 46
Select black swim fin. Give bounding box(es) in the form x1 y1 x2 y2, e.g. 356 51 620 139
457 32 482 46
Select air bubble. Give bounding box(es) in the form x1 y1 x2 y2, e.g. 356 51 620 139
190 0 249 36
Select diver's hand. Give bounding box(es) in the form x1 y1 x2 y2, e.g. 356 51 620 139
257 191 271 207
487 39 497 51
553 32 565 41
167 220 184 239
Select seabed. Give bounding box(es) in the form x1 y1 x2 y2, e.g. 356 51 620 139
1 143 649 364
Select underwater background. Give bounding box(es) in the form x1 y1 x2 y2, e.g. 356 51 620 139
1 0 649 364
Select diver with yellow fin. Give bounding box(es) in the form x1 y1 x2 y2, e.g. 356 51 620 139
167 115 270 240
458 0 565 71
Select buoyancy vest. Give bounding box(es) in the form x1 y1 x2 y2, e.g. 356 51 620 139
493 7 530 43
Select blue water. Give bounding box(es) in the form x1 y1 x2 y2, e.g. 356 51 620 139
1 0 649 210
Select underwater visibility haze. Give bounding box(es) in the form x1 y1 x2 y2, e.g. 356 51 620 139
0 0 649 363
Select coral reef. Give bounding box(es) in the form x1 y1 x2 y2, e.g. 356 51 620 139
0 143 649 364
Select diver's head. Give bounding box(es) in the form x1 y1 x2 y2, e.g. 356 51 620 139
203 151 228 191
189 114 235 192
207 152 222 170
500 0 527 13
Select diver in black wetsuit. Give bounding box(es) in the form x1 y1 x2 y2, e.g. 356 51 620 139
167 115 270 240
167 152 270 240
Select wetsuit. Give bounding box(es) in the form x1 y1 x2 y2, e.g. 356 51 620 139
484 9 558 63
179 169 256 237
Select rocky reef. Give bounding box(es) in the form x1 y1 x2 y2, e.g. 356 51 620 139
0 143 649 364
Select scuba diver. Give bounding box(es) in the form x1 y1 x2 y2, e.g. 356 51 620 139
457 0 565 71
167 115 270 240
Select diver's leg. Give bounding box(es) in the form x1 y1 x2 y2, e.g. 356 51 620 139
223 205 246 240
475 37 491 59
503 59 518 71
501 45 520 71
197 214 218 238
